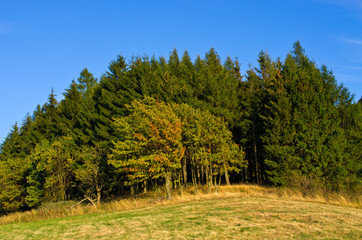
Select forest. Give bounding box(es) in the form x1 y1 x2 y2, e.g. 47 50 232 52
0 41 361 213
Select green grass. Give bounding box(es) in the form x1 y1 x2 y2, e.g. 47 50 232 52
1 197 361 239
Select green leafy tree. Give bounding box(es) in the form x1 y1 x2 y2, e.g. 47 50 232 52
0 157 30 212
74 145 108 206
173 103 246 193
26 137 75 206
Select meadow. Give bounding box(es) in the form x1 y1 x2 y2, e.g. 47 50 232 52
0 184 361 239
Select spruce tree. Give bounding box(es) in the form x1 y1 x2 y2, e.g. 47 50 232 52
92 55 130 145
60 80 83 137
74 69 98 145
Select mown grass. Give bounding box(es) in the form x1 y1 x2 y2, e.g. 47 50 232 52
0 196 361 239
0 184 360 226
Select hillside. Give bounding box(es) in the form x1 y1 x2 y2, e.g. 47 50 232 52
1 196 361 240
0 185 361 239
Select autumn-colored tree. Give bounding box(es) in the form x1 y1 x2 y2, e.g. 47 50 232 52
109 97 184 200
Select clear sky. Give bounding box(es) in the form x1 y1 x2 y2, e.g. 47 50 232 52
1 0 361 142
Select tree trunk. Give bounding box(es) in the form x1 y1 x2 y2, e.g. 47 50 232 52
182 156 187 186
206 166 212 193
217 174 222 192
143 180 147 194
96 185 101 206
252 122 260 184
197 165 201 184
165 171 172 200
223 163 231 185
205 165 211 193
179 172 183 195
191 165 198 194
201 165 204 184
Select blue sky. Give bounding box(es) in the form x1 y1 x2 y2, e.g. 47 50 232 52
0 0 361 142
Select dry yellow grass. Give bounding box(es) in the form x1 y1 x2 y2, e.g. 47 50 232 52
0 184 360 225
0 196 361 239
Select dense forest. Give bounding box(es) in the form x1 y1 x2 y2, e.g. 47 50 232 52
0 42 361 213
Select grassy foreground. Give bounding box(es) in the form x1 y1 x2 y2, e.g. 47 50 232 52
0 196 361 239
0 185 361 239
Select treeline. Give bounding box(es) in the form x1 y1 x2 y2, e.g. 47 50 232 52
0 42 361 213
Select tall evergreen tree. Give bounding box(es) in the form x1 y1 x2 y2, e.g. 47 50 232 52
0 123 21 161
74 69 98 145
60 80 83 137
77 68 97 99
92 55 130 145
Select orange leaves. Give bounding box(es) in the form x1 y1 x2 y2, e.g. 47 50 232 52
109 97 184 185
134 133 146 141
110 97 245 188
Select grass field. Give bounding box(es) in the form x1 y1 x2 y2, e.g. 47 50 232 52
0 195 361 239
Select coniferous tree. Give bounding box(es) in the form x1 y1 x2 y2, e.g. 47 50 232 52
30 89 63 143
179 51 196 105
0 123 21 161
239 51 276 184
60 80 83 138
74 69 98 145
92 55 129 145
77 68 97 99
166 49 192 103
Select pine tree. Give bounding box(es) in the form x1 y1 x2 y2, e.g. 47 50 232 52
0 123 21 161
239 51 276 184
73 69 98 145
179 50 196 105
92 55 130 145
261 42 356 191
77 68 97 99
30 89 63 143
166 49 192 103
60 80 83 138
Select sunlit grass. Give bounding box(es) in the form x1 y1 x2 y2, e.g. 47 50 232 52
0 184 360 226
0 195 361 239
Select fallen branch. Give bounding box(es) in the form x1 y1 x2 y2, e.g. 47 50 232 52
69 196 97 210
